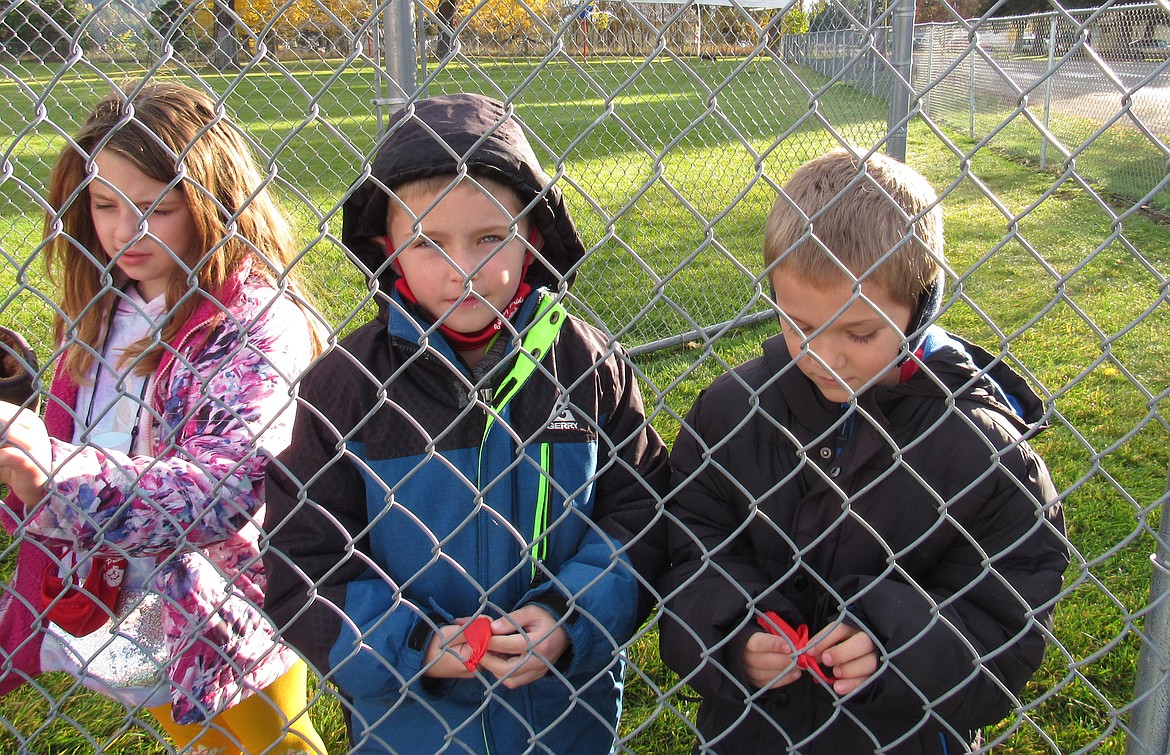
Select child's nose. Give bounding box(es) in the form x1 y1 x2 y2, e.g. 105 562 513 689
826 344 848 371
810 337 846 370
446 247 479 283
113 206 146 246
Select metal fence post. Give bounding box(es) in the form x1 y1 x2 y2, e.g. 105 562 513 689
924 25 934 120
887 0 915 160
969 42 976 140
1127 467 1170 755
1039 13 1057 170
375 0 417 125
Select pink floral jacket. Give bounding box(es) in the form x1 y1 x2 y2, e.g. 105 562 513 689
0 269 313 723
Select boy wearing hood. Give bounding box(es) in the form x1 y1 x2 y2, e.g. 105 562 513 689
657 148 1069 753
263 94 668 753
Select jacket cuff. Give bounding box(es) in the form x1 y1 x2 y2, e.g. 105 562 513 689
407 611 446 652
525 591 577 626
522 591 580 673
407 611 456 699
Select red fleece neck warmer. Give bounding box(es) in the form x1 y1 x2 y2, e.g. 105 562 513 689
394 277 533 351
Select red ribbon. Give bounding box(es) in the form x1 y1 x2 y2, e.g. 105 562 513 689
462 616 493 671
757 611 837 685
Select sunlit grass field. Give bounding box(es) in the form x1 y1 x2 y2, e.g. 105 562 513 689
0 56 1167 753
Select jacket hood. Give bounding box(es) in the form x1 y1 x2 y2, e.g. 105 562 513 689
342 93 586 295
901 327 1048 437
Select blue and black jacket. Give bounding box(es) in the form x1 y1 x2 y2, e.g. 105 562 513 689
264 94 669 754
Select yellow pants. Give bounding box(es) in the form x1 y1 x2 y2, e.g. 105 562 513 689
148 660 327 755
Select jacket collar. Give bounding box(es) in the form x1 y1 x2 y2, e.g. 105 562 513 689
43 265 250 443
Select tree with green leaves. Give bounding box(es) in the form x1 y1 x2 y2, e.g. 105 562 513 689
809 0 853 31
0 0 82 60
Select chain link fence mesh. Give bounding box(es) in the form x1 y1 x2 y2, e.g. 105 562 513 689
0 0 1167 751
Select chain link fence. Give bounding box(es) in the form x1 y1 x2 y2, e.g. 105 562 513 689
789 3 1170 215
0 0 1167 751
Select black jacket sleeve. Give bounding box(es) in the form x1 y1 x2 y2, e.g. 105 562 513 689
591 345 671 625
262 373 374 678
657 385 803 704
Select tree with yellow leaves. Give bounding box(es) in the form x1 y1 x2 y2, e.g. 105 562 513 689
192 0 369 62
423 0 557 52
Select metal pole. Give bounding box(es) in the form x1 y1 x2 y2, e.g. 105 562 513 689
887 0 915 161
696 4 701 57
1127 467 1170 755
969 42 976 140
868 0 876 96
628 310 775 358
417 10 428 98
376 0 417 124
924 25 934 119
1039 14 1057 170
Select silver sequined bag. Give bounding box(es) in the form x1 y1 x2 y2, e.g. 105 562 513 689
45 587 168 689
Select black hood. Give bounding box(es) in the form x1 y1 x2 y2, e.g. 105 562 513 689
342 93 586 295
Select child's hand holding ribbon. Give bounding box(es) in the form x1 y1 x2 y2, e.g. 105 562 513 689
756 612 838 686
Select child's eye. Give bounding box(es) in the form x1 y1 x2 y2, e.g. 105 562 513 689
480 234 504 245
849 331 880 344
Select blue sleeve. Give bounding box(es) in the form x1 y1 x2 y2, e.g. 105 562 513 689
522 533 641 677
327 576 445 700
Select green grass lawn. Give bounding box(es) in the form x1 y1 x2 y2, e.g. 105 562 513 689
1 57 1167 753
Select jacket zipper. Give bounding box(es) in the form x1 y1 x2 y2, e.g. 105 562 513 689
531 442 552 582
148 317 215 447
467 294 567 755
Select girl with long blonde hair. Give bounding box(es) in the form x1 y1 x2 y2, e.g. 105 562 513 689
0 80 327 754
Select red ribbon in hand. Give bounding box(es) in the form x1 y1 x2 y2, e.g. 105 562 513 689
462 616 493 671
757 611 837 685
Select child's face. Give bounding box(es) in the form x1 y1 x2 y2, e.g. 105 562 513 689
771 271 913 402
89 149 194 302
383 181 531 335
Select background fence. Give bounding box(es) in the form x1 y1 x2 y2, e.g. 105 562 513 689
787 2 1170 216
0 0 1168 751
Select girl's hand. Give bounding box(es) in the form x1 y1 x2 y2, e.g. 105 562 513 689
422 620 478 680
0 401 51 507
480 605 570 689
742 631 801 690
813 623 879 695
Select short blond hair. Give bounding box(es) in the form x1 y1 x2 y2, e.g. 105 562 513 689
384 173 528 235
764 148 944 307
